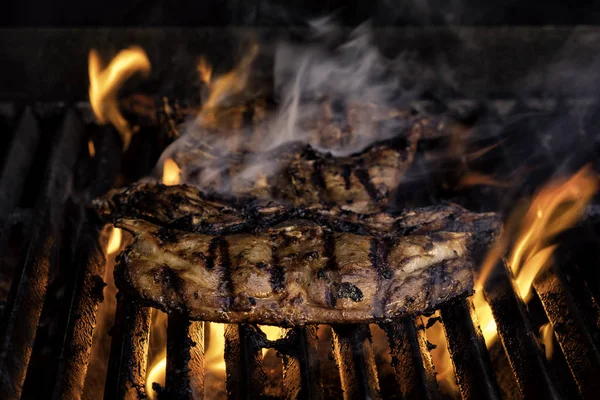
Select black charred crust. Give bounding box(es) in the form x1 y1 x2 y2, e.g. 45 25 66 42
333 282 364 302
157 226 179 243
269 266 286 294
255 261 267 269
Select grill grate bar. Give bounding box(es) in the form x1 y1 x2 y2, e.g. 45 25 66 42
382 318 441 400
533 262 600 398
440 297 501 400
51 223 107 400
280 326 323 400
484 260 561 399
166 316 205 399
224 324 266 400
0 107 39 233
103 296 151 400
0 109 83 400
331 324 381 400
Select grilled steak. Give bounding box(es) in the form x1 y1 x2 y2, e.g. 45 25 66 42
94 182 500 324
94 182 501 245
115 218 473 325
170 137 419 214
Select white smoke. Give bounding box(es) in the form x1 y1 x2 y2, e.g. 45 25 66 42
157 22 422 193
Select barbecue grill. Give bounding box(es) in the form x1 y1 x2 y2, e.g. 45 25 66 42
1 27 600 400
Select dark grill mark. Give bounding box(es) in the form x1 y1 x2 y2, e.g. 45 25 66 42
269 248 286 294
342 164 352 190
355 167 381 202
205 237 220 270
157 226 178 243
369 238 393 280
218 238 234 306
310 159 328 192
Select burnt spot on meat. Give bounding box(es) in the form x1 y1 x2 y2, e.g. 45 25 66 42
316 269 327 280
355 167 381 203
334 282 364 302
248 296 257 306
256 261 267 269
310 159 327 192
157 227 178 243
205 237 220 270
342 164 353 190
193 292 199 299
303 251 319 261
153 264 187 311
269 247 286 294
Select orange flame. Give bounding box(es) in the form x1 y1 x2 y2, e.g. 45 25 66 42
146 355 166 399
162 158 181 186
88 140 96 157
89 47 151 150
206 322 226 373
539 322 554 360
197 42 259 126
426 314 459 397
106 227 122 255
474 166 598 346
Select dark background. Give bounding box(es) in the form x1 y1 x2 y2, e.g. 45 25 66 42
3 0 600 26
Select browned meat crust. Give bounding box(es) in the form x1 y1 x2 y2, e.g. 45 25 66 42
94 182 501 248
116 218 473 325
171 138 420 214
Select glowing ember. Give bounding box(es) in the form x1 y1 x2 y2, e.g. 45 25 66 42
106 227 122 255
162 158 181 186
474 165 598 346
539 323 554 360
88 140 96 157
88 46 151 150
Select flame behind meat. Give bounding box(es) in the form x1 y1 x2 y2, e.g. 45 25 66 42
474 165 597 346
88 47 151 150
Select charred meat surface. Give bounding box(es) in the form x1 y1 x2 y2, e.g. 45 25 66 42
115 218 474 325
94 182 501 245
171 137 419 214
94 182 500 324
